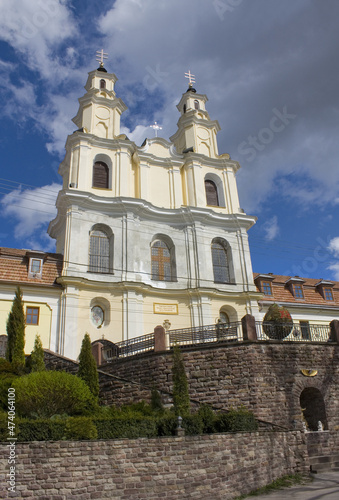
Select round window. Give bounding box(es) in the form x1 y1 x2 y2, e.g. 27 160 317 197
91 306 104 328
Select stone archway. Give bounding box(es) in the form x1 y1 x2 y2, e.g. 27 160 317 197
300 387 328 431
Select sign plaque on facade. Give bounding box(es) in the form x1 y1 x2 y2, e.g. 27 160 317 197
154 303 178 315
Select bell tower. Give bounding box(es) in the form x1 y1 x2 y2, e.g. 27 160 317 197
72 61 127 139
170 71 220 157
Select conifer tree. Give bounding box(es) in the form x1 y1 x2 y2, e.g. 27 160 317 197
172 345 190 416
30 335 45 372
6 287 25 370
78 333 99 399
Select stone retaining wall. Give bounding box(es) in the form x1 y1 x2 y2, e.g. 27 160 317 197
0 431 309 500
100 343 339 430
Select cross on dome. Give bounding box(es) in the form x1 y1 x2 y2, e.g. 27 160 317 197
185 70 196 86
150 121 162 137
96 49 108 67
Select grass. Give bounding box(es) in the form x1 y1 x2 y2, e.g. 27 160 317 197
234 473 312 499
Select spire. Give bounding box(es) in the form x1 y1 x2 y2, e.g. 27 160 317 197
96 49 108 73
184 70 197 93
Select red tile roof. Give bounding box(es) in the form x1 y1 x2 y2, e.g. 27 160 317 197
0 247 63 287
254 273 339 307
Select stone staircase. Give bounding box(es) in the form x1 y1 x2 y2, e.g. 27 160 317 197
309 454 339 473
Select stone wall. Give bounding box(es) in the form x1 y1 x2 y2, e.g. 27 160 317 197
306 431 339 458
0 431 309 500
99 342 339 430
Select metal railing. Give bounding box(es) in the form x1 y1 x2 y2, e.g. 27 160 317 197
256 322 331 342
104 332 155 360
103 320 333 361
169 322 242 348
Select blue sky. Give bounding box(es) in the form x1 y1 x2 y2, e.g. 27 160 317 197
0 0 339 280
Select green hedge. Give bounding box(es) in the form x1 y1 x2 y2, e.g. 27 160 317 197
216 407 258 432
94 416 158 439
0 404 258 442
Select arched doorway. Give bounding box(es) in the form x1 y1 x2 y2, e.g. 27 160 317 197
300 387 328 431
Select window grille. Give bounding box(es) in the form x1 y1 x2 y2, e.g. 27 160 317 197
92 161 109 189
205 180 219 206
89 230 110 273
212 242 230 283
151 240 171 281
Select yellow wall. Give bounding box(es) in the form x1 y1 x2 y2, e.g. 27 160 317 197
0 300 52 355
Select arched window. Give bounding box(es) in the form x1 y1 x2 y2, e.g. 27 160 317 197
205 180 219 206
89 229 110 273
100 79 106 89
212 240 230 283
219 312 230 326
151 240 172 281
92 161 109 189
183 104 187 113
194 100 199 110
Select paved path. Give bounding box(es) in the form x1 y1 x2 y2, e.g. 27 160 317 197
248 472 339 500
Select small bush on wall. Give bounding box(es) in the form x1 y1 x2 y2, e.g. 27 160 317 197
263 303 293 340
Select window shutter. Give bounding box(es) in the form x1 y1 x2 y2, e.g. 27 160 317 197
205 180 219 206
93 162 109 189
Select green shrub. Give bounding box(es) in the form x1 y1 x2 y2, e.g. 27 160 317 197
216 407 258 433
0 373 19 411
197 404 217 433
151 388 164 414
6 287 25 371
65 416 98 440
17 418 66 441
157 414 177 436
12 371 98 418
263 303 293 340
182 414 204 435
78 333 99 398
30 335 45 372
0 358 15 373
94 416 157 439
157 412 204 436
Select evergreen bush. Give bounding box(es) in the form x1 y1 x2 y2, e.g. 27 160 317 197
216 407 258 433
151 387 164 414
263 303 293 340
65 416 98 440
30 335 45 372
6 287 25 371
94 416 157 439
197 404 217 433
12 371 98 418
78 333 99 398
17 418 66 441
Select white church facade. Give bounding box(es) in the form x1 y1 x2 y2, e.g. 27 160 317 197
46 62 260 359
1 62 339 361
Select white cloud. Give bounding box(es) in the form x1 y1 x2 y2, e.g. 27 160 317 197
0 0 77 82
263 216 279 241
327 263 339 281
0 183 60 248
328 237 339 258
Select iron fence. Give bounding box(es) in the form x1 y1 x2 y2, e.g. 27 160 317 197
104 332 155 359
169 322 242 348
256 322 331 342
103 320 333 360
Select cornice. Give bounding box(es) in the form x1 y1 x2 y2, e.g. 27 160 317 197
52 191 257 229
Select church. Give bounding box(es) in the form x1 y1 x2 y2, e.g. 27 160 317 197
0 59 338 360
